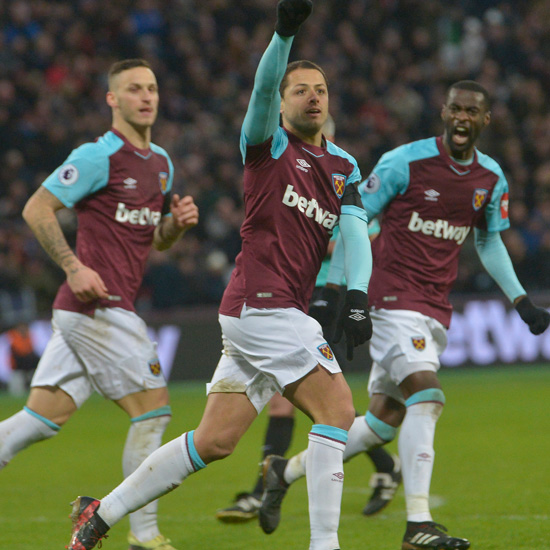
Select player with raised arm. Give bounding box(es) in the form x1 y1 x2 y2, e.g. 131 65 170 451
0 59 198 550
259 80 550 549
66 2 373 550
215 118 400 524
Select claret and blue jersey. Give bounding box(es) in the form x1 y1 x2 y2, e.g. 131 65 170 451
220 124 366 317
361 135 510 327
42 128 174 314
219 32 370 317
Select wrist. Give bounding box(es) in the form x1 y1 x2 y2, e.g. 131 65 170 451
515 295 533 313
62 256 83 276
345 289 368 307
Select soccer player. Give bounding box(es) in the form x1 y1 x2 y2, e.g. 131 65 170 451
66 1 374 549
259 80 550 550
0 58 199 550
216 117 400 522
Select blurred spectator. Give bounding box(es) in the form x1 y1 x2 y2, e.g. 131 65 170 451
6 321 40 395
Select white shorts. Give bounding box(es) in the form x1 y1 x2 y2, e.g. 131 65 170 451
31 308 166 407
209 305 341 413
367 309 447 404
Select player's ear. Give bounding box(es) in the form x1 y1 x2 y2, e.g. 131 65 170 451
483 110 491 127
106 91 117 109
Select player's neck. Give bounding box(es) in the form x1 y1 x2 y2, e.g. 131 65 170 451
284 123 323 147
113 120 151 150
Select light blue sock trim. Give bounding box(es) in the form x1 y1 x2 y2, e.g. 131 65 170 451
186 430 206 470
311 424 348 444
131 405 172 423
365 411 397 442
405 388 446 407
24 406 61 432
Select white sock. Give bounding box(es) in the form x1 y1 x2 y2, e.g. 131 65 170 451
399 402 443 522
284 450 307 484
307 428 347 550
283 416 384 485
123 415 170 542
99 433 198 527
0 408 58 469
342 416 385 460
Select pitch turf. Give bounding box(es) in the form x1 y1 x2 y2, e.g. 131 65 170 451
1 366 549 550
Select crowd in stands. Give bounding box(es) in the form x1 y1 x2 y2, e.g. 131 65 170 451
2 0 550 327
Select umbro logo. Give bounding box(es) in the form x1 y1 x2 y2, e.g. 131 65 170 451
349 309 366 321
296 159 311 173
332 471 344 482
424 189 440 201
124 177 137 189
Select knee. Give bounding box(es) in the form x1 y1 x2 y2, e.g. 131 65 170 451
325 402 356 431
341 404 357 431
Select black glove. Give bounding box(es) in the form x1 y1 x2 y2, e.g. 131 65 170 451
515 296 550 335
275 0 313 37
333 290 372 361
309 287 341 330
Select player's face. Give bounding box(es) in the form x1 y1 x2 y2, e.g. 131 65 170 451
441 88 490 160
280 69 328 144
108 67 159 130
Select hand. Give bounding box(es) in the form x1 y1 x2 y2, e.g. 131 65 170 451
170 194 199 232
333 290 372 360
275 0 313 37
515 296 550 335
67 263 109 302
309 287 341 328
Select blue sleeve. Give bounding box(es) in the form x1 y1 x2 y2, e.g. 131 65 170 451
476 152 511 232
326 141 362 185
239 33 293 160
42 132 124 208
150 143 175 218
359 138 438 218
326 231 345 286
150 143 174 194
42 145 110 208
474 228 525 302
340 212 372 293
359 149 409 218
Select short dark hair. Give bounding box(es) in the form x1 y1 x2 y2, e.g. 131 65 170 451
108 58 152 88
447 80 491 110
279 60 328 96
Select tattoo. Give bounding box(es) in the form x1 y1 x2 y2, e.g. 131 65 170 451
26 189 77 272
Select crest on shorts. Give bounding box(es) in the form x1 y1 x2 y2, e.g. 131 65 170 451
411 336 426 351
472 188 488 211
159 172 168 193
332 174 346 198
317 343 334 361
149 358 162 376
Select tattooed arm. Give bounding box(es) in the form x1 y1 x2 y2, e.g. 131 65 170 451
22 187 109 302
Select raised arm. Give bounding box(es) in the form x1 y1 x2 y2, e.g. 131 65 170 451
241 0 312 148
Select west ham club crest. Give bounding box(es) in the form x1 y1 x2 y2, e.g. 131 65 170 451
332 174 346 198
